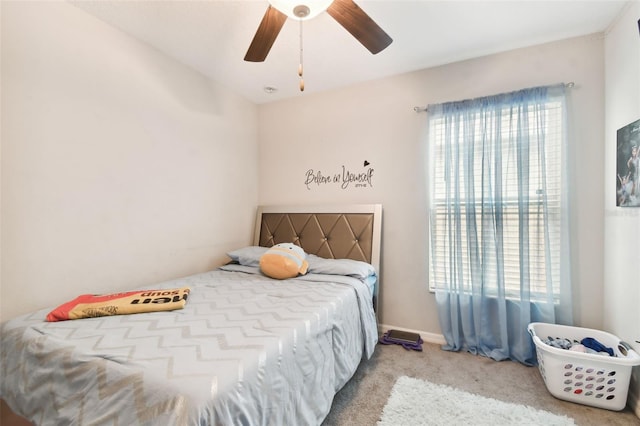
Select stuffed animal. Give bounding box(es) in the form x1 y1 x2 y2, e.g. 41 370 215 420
259 243 309 279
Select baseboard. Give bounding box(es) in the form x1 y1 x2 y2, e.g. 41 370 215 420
378 323 446 346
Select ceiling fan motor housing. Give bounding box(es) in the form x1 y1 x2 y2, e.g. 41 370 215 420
269 0 333 20
293 5 310 18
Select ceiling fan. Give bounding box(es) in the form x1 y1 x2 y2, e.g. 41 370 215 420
244 0 393 63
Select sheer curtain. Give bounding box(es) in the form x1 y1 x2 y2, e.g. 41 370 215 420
427 84 573 365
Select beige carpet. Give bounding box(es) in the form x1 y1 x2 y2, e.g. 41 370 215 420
322 341 640 426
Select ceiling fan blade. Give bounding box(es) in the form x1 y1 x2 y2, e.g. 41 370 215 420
327 0 392 55
244 6 288 62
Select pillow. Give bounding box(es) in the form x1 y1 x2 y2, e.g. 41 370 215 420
306 254 376 280
46 287 191 322
259 243 309 280
226 246 268 267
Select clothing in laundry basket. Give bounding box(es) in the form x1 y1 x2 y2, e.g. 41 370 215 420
543 336 574 350
542 336 614 356
581 337 614 356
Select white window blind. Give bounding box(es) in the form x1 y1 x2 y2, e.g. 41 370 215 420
428 97 565 302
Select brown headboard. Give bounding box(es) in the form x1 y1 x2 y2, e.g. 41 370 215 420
253 204 382 274
253 204 382 313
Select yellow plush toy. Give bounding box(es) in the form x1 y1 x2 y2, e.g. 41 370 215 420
259 243 309 280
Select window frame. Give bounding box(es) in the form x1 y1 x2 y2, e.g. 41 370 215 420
427 97 566 303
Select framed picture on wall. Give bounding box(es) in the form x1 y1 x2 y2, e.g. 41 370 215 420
616 118 640 207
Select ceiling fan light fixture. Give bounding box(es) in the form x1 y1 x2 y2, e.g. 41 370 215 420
245 0 392 65
268 0 334 20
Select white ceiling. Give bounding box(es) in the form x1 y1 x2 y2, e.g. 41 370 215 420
70 0 629 104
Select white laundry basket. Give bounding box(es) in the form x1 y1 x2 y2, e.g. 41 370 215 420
528 322 640 411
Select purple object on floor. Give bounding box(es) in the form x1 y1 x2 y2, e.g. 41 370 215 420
379 330 423 351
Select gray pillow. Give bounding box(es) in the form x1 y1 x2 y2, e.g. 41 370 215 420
306 254 376 279
227 247 377 280
226 246 268 267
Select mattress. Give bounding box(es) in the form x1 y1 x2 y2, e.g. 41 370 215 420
0 266 378 425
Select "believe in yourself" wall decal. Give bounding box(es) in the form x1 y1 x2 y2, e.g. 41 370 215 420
304 160 374 190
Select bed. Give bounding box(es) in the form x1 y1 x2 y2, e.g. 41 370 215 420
0 204 382 425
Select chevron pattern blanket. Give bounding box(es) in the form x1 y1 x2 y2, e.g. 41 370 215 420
1 265 377 425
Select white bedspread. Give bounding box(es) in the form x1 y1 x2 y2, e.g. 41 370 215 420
0 266 378 425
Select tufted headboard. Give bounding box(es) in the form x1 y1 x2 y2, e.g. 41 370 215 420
253 203 383 306
253 204 382 273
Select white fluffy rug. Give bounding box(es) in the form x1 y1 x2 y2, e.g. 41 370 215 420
378 376 575 426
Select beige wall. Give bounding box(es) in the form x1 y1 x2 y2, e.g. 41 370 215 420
603 1 640 415
258 34 607 338
0 2 259 321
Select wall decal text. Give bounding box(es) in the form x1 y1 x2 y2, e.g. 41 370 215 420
305 162 374 190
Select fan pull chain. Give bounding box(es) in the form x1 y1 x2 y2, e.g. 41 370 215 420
298 19 304 92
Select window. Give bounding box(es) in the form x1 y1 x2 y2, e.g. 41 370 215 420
428 92 566 302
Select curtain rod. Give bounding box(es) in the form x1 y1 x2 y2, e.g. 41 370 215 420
413 81 575 113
